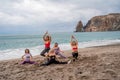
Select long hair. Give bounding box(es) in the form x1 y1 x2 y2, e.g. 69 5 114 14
25 49 30 53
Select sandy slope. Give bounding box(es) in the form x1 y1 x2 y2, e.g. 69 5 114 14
0 44 120 80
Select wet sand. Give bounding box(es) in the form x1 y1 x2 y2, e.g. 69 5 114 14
0 44 120 80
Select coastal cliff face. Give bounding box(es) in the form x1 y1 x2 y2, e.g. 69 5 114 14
75 21 83 32
84 13 120 32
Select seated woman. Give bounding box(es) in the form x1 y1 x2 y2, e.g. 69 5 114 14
21 49 35 64
53 42 66 58
40 49 67 66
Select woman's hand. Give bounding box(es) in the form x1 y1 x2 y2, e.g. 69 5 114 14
45 31 48 34
71 35 75 38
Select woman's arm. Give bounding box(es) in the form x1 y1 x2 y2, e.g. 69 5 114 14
71 35 73 42
70 35 74 46
43 31 48 41
59 48 64 53
73 36 78 42
70 35 78 45
22 55 25 60
49 35 52 42
74 37 78 45
60 50 64 53
30 54 33 61
72 35 78 43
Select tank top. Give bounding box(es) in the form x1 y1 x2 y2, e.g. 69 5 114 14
54 47 60 54
25 54 31 61
72 47 78 51
45 41 50 48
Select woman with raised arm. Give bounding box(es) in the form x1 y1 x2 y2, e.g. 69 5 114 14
40 49 67 66
70 35 78 61
40 31 51 57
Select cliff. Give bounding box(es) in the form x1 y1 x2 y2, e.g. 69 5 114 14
84 13 120 32
75 21 83 32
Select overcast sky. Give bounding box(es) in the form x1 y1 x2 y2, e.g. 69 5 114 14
0 0 120 34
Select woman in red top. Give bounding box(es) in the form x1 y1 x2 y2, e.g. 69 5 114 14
40 31 51 57
70 35 78 61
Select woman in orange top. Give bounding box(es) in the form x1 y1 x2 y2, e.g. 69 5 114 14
70 35 78 61
40 31 51 57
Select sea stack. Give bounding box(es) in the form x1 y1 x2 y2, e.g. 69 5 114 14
84 13 120 32
75 21 83 32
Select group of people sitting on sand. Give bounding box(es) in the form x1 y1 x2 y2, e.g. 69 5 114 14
21 31 78 65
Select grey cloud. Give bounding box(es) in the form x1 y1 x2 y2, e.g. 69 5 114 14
0 0 120 34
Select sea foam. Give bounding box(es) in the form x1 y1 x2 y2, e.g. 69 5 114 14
0 39 120 61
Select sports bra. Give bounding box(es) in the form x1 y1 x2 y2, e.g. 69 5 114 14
72 47 78 51
45 41 50 48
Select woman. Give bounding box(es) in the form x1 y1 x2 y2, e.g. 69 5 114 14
53 42 66 58
70 35 78 61
40 49 67 66
40 31 51 57
21 49 35 64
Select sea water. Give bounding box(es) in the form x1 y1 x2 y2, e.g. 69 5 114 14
0 31 120 60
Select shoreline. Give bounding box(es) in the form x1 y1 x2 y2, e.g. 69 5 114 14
1 43 120 62
0 43 120 80
0 42 120 62
0 39 120 61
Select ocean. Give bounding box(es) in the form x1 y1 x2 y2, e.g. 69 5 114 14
0 31 120 61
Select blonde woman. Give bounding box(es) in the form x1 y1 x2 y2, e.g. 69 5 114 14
70 35 78 61
40 49 67 66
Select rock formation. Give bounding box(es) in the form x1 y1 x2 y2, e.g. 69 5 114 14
75 21 83 32
84 13 120 32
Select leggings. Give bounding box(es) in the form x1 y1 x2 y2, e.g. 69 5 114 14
21 61 35 64
41 56 67 66
72 52 78 59
55 52 66 58
40 48 50 57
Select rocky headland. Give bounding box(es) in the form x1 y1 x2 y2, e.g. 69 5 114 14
75 13 120 32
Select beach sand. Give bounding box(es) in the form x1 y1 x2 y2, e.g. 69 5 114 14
0 44 120 80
